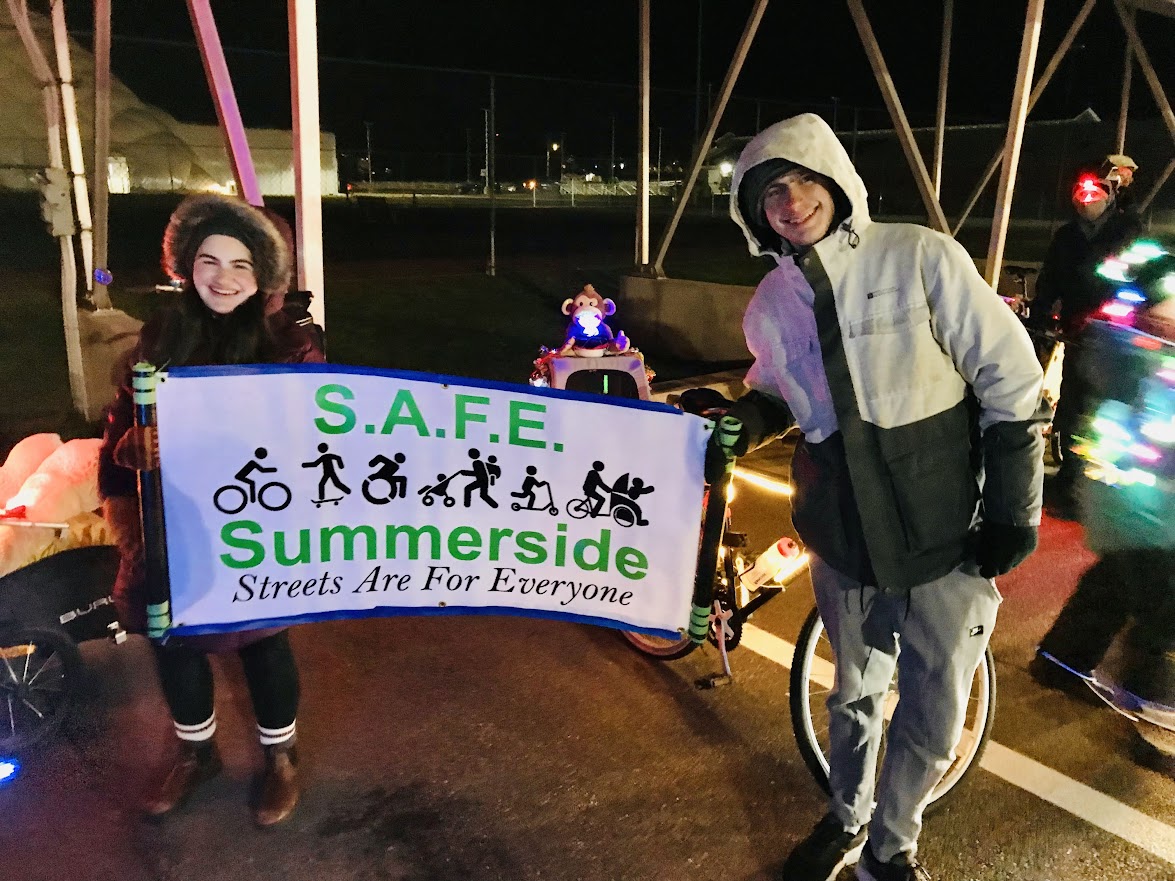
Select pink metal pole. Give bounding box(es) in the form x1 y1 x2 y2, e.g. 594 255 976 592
186 0 263 206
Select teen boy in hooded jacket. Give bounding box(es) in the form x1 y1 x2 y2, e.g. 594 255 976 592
714 114 1048 881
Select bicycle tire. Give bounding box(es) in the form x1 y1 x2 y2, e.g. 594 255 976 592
213 484 247 515
789 606 995 813
620 546 738 661
259 482 292 512
0 625 82 753
567 498 591 520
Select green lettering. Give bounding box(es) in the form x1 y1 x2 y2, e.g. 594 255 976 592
509 400 547 449
380 389 430 436
385 524 441 560
314 384 356 434
573 530 611 572
615 547 648 580
275 529 311 566
454 394 490 440
488 527 513 561
514 531 547 564
220 519 265 569
320 524 377 562
448 526 482 561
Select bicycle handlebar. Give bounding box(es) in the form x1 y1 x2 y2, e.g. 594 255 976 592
689 468 731 644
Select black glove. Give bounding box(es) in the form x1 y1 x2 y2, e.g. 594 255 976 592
704 415 744 483
974 521 1038 578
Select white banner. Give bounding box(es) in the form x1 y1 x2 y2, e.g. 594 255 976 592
155 365 709 639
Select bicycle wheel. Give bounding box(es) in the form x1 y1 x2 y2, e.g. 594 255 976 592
567 498 591 520
259 482 292 512
0 625 82 753
620 546 737 660
789 606 995 813
213 484 247 515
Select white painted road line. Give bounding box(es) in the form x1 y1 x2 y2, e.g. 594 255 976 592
739 623 1175 866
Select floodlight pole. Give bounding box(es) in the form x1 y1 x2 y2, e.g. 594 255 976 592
187 0 263 206
636 0 651 268
289 0 325 330
933 0 953 199
50 0 96 298
488 75 497 278
984 0 1045 287
847 0 948 232
951 0 1095 236
7 0 88 417
652 0 769 277
92 0 112 308
1116 6 1133 153
1114 0 1175 149
1140 157 1175 214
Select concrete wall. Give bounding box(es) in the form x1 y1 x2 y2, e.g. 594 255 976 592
617 275 754 363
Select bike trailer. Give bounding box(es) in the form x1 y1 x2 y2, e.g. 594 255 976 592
0 545 120 643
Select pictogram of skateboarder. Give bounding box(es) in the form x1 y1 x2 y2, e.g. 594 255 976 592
301 442 351 507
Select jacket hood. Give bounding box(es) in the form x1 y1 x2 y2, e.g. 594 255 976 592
730 113 871 259
163 194 292 299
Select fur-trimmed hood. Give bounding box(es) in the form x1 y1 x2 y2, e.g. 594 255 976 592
730 113 871 260
162 194 291 296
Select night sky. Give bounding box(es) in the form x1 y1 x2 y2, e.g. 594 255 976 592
61 0 1173 172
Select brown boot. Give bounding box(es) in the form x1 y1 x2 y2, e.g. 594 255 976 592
143 740 222 817
255 744 299 827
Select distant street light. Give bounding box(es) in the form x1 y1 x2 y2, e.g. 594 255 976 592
546 141 559 181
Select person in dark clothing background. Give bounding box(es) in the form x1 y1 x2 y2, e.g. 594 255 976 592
1030 167 1141 517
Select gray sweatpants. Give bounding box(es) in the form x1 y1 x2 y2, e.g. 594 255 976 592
811 554 1001 863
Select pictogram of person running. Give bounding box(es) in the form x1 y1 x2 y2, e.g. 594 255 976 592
362 452 407 504
510 465 559 515
301 442 351 507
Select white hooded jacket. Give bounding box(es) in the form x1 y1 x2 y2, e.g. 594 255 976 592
730 114 1046 590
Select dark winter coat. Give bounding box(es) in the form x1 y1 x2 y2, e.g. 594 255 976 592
1032 205 1142 338
100 308 324 644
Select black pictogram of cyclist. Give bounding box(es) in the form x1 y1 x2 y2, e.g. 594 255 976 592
510 465 559 515
301 442 351 508
566 463 654 527
362 452 408 505
213 447 292 514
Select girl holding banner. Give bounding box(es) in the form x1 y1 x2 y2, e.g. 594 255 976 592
99 194 324 826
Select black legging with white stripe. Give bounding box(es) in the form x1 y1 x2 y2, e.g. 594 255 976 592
153 630 299 746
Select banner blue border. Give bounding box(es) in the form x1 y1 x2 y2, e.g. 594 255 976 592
163 363 681 414
166 603 684 642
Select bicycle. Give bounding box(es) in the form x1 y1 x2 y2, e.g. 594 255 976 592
621 396 996 811
1005 264 1065 466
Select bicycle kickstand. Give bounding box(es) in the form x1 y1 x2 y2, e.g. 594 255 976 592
695 600 735 690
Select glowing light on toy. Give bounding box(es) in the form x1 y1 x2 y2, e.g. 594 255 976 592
1075 175 1104 204
0 758 19 786
1116 288 1146 303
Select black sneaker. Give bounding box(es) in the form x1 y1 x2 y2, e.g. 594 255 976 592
780 813 866 881
855 843 932 881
